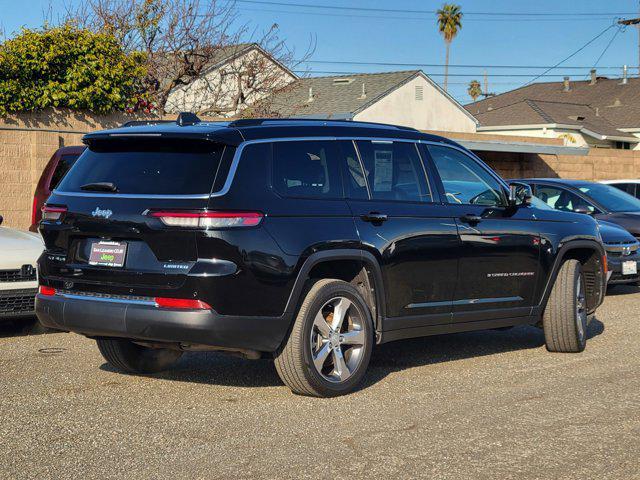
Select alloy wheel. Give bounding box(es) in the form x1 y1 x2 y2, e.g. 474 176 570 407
309 296 366 383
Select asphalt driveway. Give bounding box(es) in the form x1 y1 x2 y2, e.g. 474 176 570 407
1 286 639 479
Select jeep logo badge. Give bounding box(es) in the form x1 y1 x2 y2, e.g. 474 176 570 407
92 207 113 219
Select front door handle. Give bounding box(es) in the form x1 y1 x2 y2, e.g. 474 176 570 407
361 212 388 223
460 213 482 224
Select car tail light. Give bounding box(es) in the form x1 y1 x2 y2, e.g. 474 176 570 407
31 195 41 226
148 210 263 228
39 286 56 296
41 205 67 221
154 297 212 310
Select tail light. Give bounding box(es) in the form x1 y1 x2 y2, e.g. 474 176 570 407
31 195 42 226
154 297 212 310
148 210 263 228
41 205 67 222
39 286 56 296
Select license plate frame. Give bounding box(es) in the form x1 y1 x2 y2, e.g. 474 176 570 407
88 241 128 268
622 260 637 276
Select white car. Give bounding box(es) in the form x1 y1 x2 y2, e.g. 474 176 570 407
601 180 640 200
0 219 44 321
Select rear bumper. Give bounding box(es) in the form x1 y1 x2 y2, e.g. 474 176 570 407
35 293 291 352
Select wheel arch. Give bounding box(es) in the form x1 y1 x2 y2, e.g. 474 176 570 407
538 239 606 314
284 249 386 341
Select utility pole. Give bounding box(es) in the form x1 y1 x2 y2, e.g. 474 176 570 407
618 5 640 77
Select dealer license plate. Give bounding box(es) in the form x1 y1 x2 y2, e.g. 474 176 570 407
88 241 127 268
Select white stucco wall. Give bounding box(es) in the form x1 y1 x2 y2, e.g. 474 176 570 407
477 127 621 148
354 75 477 133
166 48 296 115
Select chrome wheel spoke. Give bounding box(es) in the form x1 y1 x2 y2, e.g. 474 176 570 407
313 342 332 372
341 328 365 346
313 311 331 338
331 298 352 331
332 347 350 381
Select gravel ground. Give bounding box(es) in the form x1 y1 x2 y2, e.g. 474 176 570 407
1 286 639 480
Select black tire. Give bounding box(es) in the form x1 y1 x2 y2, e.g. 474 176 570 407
543 259 587 353
96 337 183 374
274 279 374 397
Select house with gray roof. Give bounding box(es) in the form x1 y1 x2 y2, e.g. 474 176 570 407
466 70 640 149
260 70 478 133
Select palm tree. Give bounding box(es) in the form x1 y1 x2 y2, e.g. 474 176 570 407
436 4 463 92
467 79 481 102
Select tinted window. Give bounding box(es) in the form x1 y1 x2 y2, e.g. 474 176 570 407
610 183 636 197
339 141 368 200
272 141 343 199
58 139 223 195
355 141 431 202
428 145 505 206
50 154 81 190
535 185 595 213
577 183 640 212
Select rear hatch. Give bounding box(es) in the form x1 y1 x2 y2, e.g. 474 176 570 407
40 136 229 293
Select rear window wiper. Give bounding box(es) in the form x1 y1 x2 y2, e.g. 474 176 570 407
80 182 118 193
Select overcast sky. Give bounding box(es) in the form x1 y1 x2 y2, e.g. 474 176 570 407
1 0 639 104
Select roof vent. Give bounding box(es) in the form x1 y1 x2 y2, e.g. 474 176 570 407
563 77 571 92
415 85 424 101
621 65 628 85
611 98 623 107
359 83 367 99
177 112 201 126
333 78 354 85
590 69 597 85
307 87 314 103
568 115 585 121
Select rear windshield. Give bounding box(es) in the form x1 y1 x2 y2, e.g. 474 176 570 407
57 139 224 195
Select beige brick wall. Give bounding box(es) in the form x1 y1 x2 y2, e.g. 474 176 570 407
1 111 640 230
0 109 193 230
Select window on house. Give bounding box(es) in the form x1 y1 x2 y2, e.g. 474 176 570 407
615 141 631 150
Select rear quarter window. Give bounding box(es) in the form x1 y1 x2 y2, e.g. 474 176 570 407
271 140 343 199
57 139 224 195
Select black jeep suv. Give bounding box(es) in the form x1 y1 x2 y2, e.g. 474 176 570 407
36 117 607 397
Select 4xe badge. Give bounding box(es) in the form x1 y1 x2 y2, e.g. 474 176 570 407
92 207 113 219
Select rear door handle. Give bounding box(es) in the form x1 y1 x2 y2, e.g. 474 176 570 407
361 212 388 223
460 213 482 224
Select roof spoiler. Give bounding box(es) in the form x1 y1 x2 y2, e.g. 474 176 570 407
120 112 202 128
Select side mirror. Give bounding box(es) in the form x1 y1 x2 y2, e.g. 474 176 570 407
508 182 533 207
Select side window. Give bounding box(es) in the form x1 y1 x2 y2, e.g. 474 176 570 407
340 141 368 200
355 141 431 202
50 154 81 190
272 141 343 199
610 183 633 196
534 185 595 213
427 145 505 206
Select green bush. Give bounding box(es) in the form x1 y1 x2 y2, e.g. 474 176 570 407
0 24 147 115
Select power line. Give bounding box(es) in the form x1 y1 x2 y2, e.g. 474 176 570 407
522 23 617 86
293 70 608 78
237 6 621 22
591 26 624 72
234 0 634 17
294 60 634 70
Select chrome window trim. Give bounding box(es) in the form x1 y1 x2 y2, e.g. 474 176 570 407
54 135 497 201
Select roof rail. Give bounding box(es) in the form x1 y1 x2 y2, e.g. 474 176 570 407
227 118 419 131
121 120 175 128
